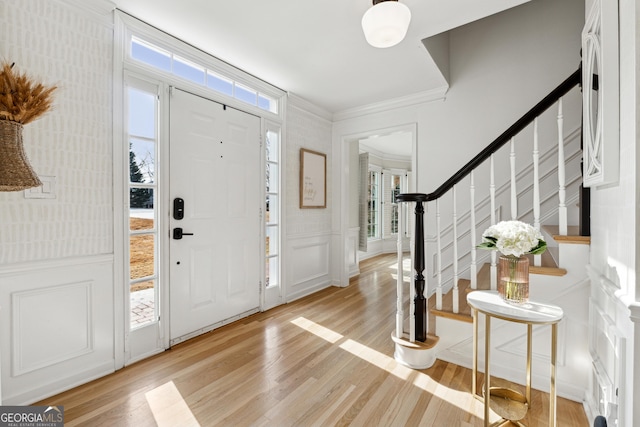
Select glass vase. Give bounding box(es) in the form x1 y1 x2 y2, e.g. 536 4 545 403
497 255 529 304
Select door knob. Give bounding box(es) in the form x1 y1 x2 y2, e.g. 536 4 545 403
173 227 194 240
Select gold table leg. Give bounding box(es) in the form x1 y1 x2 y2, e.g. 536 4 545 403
550 322 557 427
484 314 491 427
526 324 532 407
472 308 477 398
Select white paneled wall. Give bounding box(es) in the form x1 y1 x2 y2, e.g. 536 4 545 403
285 101 333 300
585 0 639 424
0 256 114 404
288 235 331 301
347 227 360 277
0 0 116 404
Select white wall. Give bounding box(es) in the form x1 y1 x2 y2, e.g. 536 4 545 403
419 0 584 193
588 1 637 300
586 0 640 425
335 0 584 279
285 99 334 301
421 0 583 285
0 0 116 404
334 0 588 402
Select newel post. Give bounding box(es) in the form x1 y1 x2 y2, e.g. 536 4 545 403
396 193 427 342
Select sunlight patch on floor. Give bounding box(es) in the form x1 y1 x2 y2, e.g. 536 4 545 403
145 381 201 427
339 338 413 381
390 273 411 282
290 316 344 343
390 257 412 282
388 258 412 271
291 316 492 419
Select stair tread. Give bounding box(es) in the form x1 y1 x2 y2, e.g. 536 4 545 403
543 225 591 245
525 252 567 276
432 253 566 323
431 278 474 323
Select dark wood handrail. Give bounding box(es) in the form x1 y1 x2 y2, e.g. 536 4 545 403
424 68 581 202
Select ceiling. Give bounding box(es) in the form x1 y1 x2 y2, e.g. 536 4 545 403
360 133 413 161
112 0 530 114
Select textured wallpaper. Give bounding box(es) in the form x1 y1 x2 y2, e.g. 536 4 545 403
0 0 113 263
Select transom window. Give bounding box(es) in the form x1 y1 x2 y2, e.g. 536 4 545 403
130 36 278 114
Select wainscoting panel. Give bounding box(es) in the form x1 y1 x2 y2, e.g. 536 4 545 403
0 255 114 405
12 281 93 376
287 234 331 302
585 264 629 426
347 227 360 278
436 273 590 402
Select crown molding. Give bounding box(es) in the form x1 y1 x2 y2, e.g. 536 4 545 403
55 0 116 26
629 303 640 323
333 85 449 122
359 143 411 163
287 93 333 122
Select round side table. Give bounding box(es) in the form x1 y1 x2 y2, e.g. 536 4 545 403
467 290 564 427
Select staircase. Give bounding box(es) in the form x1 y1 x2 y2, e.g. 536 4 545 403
431 226 586 326
431 226 589 324
428 223 590 402
394 68 592 401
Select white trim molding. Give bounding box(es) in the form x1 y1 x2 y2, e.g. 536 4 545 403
57 0 116 26
0 256 115 405
333 86 448 122
288 93 333 122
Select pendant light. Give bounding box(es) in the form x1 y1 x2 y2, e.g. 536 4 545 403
361 0 412 48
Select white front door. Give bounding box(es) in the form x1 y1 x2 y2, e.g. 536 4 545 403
169 88 261 344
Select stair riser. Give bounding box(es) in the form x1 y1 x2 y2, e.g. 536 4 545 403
557 243 590 272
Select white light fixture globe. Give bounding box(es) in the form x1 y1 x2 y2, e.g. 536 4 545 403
361 0 412 48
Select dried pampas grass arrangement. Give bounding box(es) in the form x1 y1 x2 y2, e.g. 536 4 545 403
0 62 57 191
0 61 57 124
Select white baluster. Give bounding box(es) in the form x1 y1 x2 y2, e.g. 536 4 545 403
510 137 517 220
436 199 443 310
452 186 459 313
490 154 497 290
557 98 568 235
470 171 477 290
532 118 542 267
396 201 404 339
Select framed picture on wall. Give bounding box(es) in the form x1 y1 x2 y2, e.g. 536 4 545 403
300 148 326 208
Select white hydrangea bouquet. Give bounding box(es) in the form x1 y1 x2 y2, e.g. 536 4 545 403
478 220 547 257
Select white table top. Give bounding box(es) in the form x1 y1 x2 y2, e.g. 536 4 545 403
467 291 563 324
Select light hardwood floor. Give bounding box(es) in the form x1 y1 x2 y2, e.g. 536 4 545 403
38 254 589 426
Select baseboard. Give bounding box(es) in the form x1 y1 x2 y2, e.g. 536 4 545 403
435 349 585 403
286 281 332 304
4 361 115 405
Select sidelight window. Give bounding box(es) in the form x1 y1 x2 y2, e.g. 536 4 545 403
126 82 159 329
265 125 281 288
367 168 381 239
390 173 402 234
